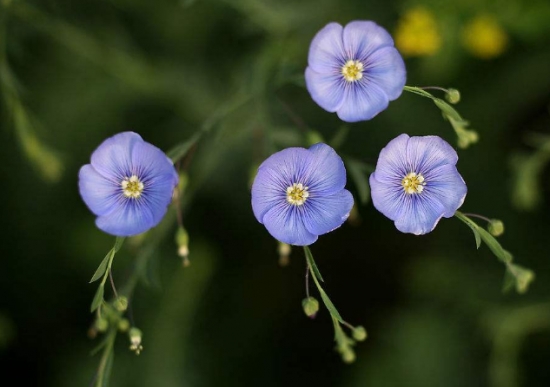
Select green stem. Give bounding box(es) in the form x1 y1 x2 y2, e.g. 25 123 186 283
95 329 116 387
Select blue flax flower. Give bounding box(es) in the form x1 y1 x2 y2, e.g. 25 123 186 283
305 21 406 122
369 134 467 235
79 132 178 236
251 143 354 246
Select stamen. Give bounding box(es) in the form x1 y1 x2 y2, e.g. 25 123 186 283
341 60 364 82
286 183 310 206
401 172 426 194
121 175 144 199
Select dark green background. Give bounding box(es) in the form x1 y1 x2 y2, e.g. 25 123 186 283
1 0 550 386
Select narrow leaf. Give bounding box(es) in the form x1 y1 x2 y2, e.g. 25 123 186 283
90 285 105 312
90 250 113 283
477 228 512 263
345 158 371 205
113 237 125 252
455 212 481 249
166 132 201 163
304 246 324 282
319 289 343 323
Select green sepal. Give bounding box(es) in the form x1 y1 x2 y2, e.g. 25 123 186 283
91 284 105 313
319 288 343 323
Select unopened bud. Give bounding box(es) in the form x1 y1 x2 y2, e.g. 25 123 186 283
342 349 356 364
488 219 504 237
445 88 461 104
95 317 109 332
175 227 189 261
114 296 128 312
278 242 291 267
118 318 130 332
302 297 319 318
129 327 143 355
352 326 367 341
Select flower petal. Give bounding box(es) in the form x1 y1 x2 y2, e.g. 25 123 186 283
336 81 389 122
308 22 345 73
305 67 346 112
131 139 177 180
79 164 121 216
343 21 395 62
371 133 410 183
91 132 143 180
303 189 354 235
424 164 467 217
251 167 287 223
364 46 406 101
262 203 318 246
302 143 347 195
394 194 446 235
407 135 459 174
369 173 405 221
95 199 155 237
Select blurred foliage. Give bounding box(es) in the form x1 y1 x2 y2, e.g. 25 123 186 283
0 0 550 386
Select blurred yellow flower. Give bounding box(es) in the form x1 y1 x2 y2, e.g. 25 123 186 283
394 7 441 57
462 15 508 59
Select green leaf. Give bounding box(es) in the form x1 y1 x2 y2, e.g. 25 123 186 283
455 212 481 249
113 237 125 252
477 228 512 264
166 132 201 163
91 285 105 312
90 250 113 283
345 158 371 205
433 98 462 121
304 246 324 282
319 288 343 323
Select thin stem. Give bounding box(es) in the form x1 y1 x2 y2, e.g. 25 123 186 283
109 270 119 299
94 329 116 387
305 265 310 298
419 86 449 93
462 213 492 223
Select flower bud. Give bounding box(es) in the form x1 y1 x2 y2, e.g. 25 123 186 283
488 219 504 237
175 227 190 265
95 317 109 332
445 88 461 104
302 297 319 318
118 318 130 332
278 242 291 267
342 349 356 363
114 296 128 312
352 326 367 341
129 327 143 355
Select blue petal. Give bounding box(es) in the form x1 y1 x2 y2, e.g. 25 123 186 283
371 134 410 184
79 164 120 216
307 22 345 73
95 199 155 237
369 173 405 221
91 132 143 180
302 143 347 195
262 203 318 246
251 166 287 223
303 189 354 235
343 21 394 62
336 81 389 122
305 67 346 112
424 164 467 217
131 139 178 181
407 136 459 174
141 172 178 224
394 195 446 235
364 46 406 101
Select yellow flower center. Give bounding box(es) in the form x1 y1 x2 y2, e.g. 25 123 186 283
341 60 364 82
401 172 426 194
121 175 144 199
286 183 309 206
